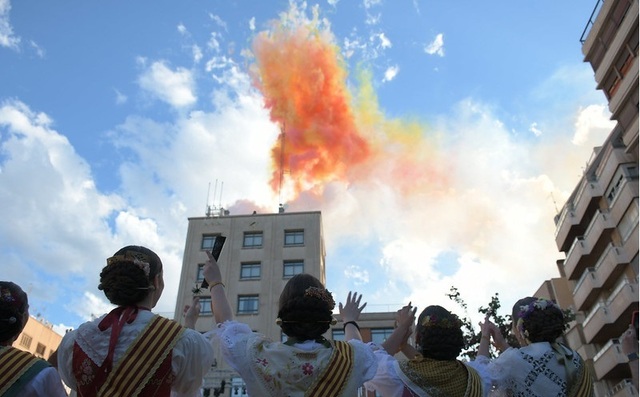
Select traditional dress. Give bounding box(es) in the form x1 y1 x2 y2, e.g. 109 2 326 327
0 346 67 397
212 320 378 396
365 349 486 397
57 307 214 397
469 342 593 397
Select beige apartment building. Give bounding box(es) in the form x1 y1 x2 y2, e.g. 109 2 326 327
553 0 639 396
12 315 63 361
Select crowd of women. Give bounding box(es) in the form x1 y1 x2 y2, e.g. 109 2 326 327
1 243 632 396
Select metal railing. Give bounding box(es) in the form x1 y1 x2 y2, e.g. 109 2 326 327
581 0 605 44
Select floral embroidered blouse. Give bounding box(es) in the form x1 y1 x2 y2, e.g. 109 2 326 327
212 320 378 396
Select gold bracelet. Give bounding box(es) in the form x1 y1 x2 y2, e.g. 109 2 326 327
209 281 225 290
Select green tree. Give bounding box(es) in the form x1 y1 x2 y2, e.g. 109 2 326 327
446 286 515 360
447 286 576 360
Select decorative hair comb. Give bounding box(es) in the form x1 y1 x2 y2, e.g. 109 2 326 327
304 287 336 309
420 314 462 329
106 251 151 277
517 298 560 321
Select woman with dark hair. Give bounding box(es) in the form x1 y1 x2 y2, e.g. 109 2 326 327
473 297 593 396
359 300 485 397
203 253 378 396
57 245 214 397
0 281 68 396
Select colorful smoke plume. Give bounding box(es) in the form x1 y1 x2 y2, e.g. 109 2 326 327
250 4 448 202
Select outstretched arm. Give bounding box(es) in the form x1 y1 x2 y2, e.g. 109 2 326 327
339 291 367 341
383 303 417 356
478 315 508 357
203 250 233 324
183 296 201 329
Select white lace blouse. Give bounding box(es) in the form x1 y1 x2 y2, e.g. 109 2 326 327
57 310 214 397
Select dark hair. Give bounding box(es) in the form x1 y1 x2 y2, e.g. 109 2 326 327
512 297 564 343
98 246 162 306
0 281 28 343
277 274 335 340
415 305 464 360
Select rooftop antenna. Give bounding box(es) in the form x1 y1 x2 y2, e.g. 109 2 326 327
549 192 560 213
205 179 224 217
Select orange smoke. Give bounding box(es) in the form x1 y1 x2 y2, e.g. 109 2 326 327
251 5 449 201
251 10 370 196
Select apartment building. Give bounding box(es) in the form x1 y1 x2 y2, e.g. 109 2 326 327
554 1 639 396
12 315 63 361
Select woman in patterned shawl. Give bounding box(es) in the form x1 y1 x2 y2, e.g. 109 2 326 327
471 297 593 397
360 298 486 397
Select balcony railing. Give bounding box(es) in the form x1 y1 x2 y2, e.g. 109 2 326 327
580 0 605 44
605 379 637 397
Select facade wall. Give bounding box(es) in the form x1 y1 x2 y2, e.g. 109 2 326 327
554 1 639 395
12 316 63 360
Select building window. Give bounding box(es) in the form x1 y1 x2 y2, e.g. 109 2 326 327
196 264 205 282
284 230 304 246
238 295 259 314
370 328 394 344
19 334 32 349
243 232 263 248
283 260 304 278
201 235 218 250
240 262 261 280
35 343 46 357
332 329 345 341
606 164 638 204
199 297 213 316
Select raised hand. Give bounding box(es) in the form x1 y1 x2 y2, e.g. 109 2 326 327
339 291 367 323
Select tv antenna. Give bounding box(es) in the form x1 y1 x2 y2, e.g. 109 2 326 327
206 179 224 217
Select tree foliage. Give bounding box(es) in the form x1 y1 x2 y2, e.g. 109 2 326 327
447 286 576 361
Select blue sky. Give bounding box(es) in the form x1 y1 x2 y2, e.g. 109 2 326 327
0 0 614 334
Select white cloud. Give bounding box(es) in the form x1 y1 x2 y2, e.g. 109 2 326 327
529 122 542 137
192 44 203 63
425 33 444 57
249 17 256 31
572 104 614 145
114 88 127 105
327 0 339 6
137 61 197 108
0 0 20 50
382 65 399 82
177 23 187 35
29 40 44 58
209 13 228 31
377 32 391 49
363 0 382 9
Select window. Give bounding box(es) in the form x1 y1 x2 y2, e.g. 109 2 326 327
284 230 304 246
20 334 32 349
35 343 46 357
332 329 345 341
199 297 213 316
283 260 304 278
201 235 218 250
196 264 205 282
606 164 638 204
238 295 259 314
370 328 394 344
243 232 263 248
240 262 261 280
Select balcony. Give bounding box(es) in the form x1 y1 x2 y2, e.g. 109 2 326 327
565 312 586 352
609 178 639 222
574 268 603 311
583 281 639 344
594 243 628 290
583 210 615 256
606 379 637 397
564 237 587 280
555 179 602 252
593 339 630 381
